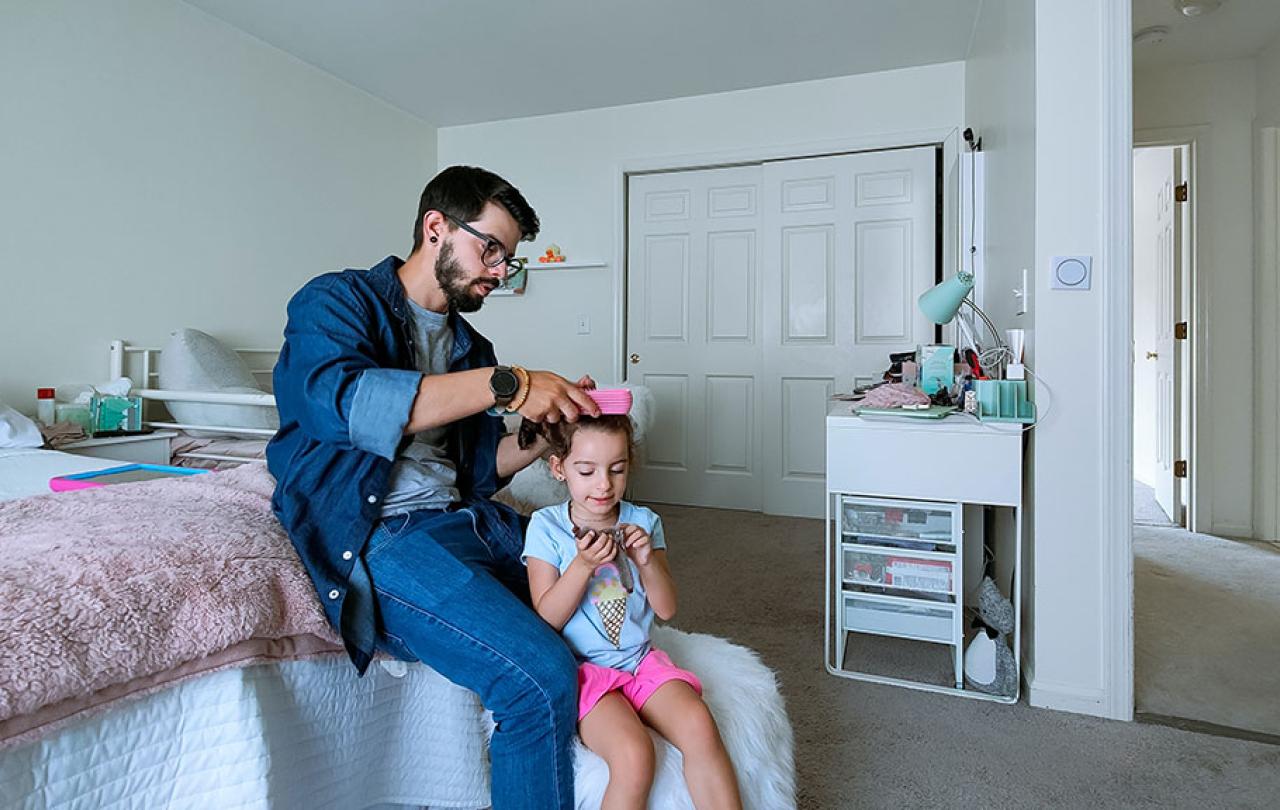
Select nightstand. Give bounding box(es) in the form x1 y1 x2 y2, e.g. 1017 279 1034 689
60 430 178 466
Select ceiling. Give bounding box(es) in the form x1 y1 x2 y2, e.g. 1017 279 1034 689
1133 0 1280 70
182 0 982 127
181 1 1280 124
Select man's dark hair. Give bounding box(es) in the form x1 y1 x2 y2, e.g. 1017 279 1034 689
412 165 540 253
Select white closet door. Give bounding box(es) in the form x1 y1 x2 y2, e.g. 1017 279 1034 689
626 165 764 510
761 147 938 517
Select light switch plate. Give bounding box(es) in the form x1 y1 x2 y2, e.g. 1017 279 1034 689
1050 255 1092 290
575 315 591 335
1014 267 1029 315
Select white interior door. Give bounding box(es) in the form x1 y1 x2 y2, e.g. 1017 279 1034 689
761 147 938 517
625 165 764 510
1153 150 1180 521
1132 148 1163 490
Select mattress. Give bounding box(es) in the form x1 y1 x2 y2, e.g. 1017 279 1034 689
0 448 119 502
0 656 491 810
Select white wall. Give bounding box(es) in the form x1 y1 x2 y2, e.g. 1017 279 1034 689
1134 59 1256 538
963 0 1038 687
0 0 435 412
1257 34 1280 128
437 63 966 384
1028 0 1129 719
964 0 1036 333
1255 34 1280 544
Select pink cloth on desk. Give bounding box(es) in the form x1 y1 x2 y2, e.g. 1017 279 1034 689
0 463 341 748
859 383 930 409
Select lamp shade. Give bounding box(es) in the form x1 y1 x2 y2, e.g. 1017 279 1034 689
918 272 975 324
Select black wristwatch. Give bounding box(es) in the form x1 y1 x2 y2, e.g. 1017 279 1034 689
489 365 521 408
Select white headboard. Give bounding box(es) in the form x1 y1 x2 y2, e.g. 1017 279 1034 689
109 339 278 438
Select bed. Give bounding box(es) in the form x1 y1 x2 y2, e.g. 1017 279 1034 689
0 449 493 810
0 336 795 809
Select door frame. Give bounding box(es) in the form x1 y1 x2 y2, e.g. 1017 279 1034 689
1133 130 1204 531
1258 127 1280 545
609 127 963 384
1101 0 1134 722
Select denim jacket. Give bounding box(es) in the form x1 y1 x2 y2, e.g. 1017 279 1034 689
266 256 520 674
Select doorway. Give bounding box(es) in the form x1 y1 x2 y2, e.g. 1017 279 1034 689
1130 137 1280 741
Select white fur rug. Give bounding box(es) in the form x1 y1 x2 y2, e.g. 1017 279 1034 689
571 626 796 810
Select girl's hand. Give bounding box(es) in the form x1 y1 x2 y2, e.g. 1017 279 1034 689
572 529 617 572
576 375 597 391
620 524 653 567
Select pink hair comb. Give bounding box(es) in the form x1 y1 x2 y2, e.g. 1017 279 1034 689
586 388 632 415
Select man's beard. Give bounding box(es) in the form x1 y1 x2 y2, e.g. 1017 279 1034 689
435 241 495 313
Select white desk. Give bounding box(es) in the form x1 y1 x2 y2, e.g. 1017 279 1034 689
824 401 1024 703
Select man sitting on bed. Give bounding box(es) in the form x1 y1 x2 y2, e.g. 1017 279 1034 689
267 165 597 810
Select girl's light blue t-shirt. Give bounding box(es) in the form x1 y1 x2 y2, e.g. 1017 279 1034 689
523 501 666 673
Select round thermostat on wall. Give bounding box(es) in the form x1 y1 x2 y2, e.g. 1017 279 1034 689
1050 255 1092 290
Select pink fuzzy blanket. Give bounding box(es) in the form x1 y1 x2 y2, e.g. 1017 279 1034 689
0 463 341 748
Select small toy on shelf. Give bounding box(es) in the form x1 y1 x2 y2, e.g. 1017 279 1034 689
537 243 565 263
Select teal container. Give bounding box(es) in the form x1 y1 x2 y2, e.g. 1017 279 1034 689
974 380 1035 423
89 394 144 433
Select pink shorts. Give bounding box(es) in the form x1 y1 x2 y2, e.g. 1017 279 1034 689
577 648 703 721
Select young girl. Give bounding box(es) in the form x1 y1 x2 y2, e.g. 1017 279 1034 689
522 414 742 810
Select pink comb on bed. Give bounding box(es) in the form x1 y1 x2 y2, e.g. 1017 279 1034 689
586 388 632 415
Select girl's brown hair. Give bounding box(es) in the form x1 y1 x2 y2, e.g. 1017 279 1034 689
541 414 634 461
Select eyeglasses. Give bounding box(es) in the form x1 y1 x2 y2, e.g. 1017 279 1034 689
441 213 526 274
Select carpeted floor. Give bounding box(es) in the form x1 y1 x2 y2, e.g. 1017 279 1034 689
1132 483 1280 738
653 502 1280 808
1133 479 1175 526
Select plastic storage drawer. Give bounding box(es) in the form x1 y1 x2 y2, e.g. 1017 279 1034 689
840 497 957 550
842 547 955 596
843 595 954 644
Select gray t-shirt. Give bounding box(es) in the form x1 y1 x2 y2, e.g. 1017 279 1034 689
380 299 461 517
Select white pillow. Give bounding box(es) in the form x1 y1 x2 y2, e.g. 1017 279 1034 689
158 329 279 437
0 401 43 448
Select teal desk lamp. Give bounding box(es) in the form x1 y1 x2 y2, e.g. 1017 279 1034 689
918 270 1004 346
921 268 1008 381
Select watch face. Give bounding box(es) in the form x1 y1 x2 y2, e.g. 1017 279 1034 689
491 367 519 399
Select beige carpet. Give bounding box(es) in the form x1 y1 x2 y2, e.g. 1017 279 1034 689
653 502 1280 808
1134 511 1280 737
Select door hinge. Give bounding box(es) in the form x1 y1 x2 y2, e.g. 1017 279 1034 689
1174 460 1188 479
1174 321 1188 340
1175 182 1189 202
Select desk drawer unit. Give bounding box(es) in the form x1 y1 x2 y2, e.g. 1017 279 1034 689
825 403 1023 701
832 494 965 687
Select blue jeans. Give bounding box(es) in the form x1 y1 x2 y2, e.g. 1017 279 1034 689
364 507 577 810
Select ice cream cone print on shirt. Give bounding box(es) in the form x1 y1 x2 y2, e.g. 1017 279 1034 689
590 566 629 647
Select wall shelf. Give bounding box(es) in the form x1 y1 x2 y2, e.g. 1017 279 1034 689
527 261 606 270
